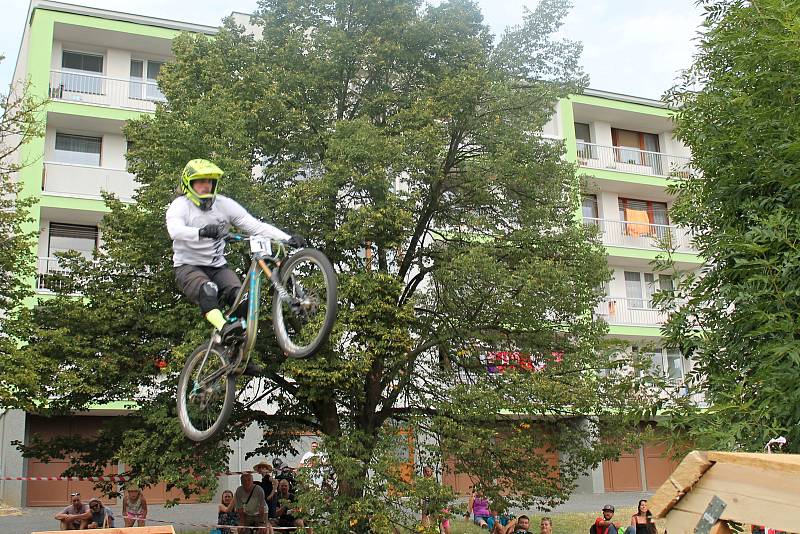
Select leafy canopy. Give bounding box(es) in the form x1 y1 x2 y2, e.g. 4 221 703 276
662 0 800 452
6 1 660 529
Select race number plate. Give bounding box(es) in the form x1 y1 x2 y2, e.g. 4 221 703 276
249 237 272 255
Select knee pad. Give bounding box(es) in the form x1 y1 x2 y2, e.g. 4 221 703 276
198 281 219 314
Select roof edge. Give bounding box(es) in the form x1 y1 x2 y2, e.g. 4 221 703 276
29 0 219 35
583 88 669 109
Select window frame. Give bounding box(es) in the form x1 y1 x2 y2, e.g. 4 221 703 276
129 58 166 101
53 132 103 167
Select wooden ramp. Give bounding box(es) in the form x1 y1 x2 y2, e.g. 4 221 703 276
649 450 800 534
33 527 175 534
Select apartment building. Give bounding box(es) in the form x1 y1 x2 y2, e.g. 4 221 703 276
1 0 695 506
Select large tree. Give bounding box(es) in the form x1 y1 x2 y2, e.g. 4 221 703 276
0 55 46 384
661 0 800 452
5 1 657 530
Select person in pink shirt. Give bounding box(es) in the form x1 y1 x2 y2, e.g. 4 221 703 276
467 489 491 528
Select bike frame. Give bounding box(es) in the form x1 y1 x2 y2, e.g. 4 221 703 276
198 236 286 377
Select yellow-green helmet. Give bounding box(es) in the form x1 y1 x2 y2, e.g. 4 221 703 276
181 159 223 211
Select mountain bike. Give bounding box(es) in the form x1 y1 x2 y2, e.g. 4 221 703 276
177 234 337 442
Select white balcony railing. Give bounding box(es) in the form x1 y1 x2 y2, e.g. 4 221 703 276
583 217 694 252
43 162 138 201
595 297 676 327
49 69 165 112
577 142 692 179
37 257 69 292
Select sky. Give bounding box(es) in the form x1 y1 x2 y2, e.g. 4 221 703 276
0 0 704 100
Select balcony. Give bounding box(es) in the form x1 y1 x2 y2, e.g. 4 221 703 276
577 142 691 179
583 217 694 253
43 162 138 201
49 69 165 113
595 297 674 327
37 257 71 293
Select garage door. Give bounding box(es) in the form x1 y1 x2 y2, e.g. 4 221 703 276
26 415 202 506
603 449 643 492
643 441 678 491
26 416 117 507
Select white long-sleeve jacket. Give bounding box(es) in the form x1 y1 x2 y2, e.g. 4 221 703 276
165 195 290 267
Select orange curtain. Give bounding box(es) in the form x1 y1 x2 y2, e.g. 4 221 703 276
625 208 651 237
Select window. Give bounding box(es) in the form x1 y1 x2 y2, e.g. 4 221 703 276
574 122 591 143
611 128 661 172
618 198 669 238
54 133 102 166
130 59 165 101
582 194 598 222
646 348 685 382
48 223 98 260
624 271 673 309
575 122 596 159
61 51 103 94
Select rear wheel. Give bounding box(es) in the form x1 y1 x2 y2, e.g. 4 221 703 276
272 248 338 359
176 342 236 442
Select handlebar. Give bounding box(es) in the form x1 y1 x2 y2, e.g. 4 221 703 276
224 233 246 243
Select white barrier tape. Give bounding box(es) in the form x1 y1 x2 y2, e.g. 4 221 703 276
124 514 305 531
0 470 276 482
0 475 131 482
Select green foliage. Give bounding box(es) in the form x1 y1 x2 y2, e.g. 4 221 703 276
0 57 47 401
662 0 800 452
5 1 660 529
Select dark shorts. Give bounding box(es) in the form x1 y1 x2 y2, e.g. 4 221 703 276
174 264 242 308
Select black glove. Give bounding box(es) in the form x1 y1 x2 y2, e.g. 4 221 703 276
286 234 307 248
198 222 226 239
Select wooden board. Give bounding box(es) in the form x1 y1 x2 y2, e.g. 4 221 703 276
650 450 712 518
668 462 800 533
34 528 175 534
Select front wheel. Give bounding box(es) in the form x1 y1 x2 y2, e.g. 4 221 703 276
176 342 236 442
272 248 338 359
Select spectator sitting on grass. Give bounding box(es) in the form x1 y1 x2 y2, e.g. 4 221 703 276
54 492 91 530
467 488 491 528
627 499 655 534
487 503 514 534
506 514 533 534
539 517 552 534
592 505 621 534
87 497 114 529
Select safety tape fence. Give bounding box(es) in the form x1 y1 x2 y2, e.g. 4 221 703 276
0 470 272 482
123 514 305 531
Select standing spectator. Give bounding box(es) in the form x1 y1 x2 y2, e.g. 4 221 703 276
122 486 147 527
540 517 552 534
592 505 621 534
218 490 239 534
87 497 114 529
54 492 91 530
235 472 270 534
299 441 320 467
628 499 655 534
467 489 491 528
253 462 277 518
275 478 307 532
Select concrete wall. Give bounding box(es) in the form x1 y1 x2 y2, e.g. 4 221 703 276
0 409 28 507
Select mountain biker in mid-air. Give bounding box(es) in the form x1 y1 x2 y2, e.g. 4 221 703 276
166 159 306 373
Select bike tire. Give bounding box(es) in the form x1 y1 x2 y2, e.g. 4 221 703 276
176 342 236 442
272 248 338 359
